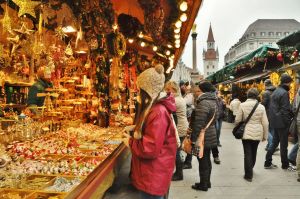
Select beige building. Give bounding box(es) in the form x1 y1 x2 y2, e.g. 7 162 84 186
225 19 300 65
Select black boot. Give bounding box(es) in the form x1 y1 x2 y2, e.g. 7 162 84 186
192 171 209 191
172 155 183 181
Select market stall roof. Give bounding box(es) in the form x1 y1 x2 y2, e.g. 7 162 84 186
278 61 300 71
235 71 271 83
206 45 279 83
277 30 300 47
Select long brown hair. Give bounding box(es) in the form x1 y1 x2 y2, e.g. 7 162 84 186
134 89 153 137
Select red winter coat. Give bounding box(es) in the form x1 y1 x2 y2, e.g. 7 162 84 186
129 95 177 196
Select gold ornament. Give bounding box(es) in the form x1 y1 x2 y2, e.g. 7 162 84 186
7 34 20 54
55 26 68 40
14 23 34 35
0 45 3 56
65 42 73 56
11 0 41 18
75 27 83 48
38 12 43 34
0 4 12 33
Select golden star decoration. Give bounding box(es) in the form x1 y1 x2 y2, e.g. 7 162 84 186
12 0 41 19
13 23 35 35
0 4 12 33
55 26 68 40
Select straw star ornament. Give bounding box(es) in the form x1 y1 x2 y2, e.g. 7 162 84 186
0 4 12 33
12 0 41 18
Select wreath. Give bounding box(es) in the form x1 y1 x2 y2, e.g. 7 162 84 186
107 32 126 57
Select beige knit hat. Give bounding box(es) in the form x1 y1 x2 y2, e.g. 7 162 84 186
136 64 165 99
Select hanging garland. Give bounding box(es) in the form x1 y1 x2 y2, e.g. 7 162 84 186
107 32 126 57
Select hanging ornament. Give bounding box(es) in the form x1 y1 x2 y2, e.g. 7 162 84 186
277 52 283 62
38 12 43 35
75 27 83 48
291 50 299 61
13 22 34 35
0 45 3 56
0 4 12 33
11 0 41 19
7 34 20 54
55 26 68 40
65 42 73 56
89 37 98 50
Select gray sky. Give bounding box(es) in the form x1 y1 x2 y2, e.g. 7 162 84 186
180 0 300 73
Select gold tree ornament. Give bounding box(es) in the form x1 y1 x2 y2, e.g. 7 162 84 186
65 42 73 56
14 23 34 35
0 4 12 33
75 27 83 48
12 0 41 19
55 26 68 40
0 45 3 56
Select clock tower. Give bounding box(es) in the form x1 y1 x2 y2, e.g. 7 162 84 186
203 24 219 78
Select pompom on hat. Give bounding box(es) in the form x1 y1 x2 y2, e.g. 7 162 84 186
136 64 165 99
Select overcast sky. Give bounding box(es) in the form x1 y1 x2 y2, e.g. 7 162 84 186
180 0 300 73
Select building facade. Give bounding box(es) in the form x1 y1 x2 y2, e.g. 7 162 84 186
171 59 191 83
225 19 300 65
203 24 219 78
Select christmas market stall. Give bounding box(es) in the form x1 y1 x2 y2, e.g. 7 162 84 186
0 0 202 198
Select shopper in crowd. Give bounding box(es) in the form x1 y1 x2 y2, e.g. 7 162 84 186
216 91 226 147
180 81 194 121
27 66 53 111
123 64 177 199
229 96 241 122
183 85 201 169
261 79 276 151
165 81 189 181
264 73 294 170
190 81 217 191
235 88 268 182
293 87 300 180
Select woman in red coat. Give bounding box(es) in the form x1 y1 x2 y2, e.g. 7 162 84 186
126 64 177 199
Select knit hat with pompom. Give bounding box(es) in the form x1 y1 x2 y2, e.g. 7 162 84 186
137 64 165 99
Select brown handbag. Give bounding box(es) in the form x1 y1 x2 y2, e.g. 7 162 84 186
182 111 216 158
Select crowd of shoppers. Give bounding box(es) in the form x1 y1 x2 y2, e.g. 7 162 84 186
123 67 299 198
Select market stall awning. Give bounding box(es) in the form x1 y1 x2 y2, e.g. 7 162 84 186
235 71 271 83
277 30 300 47
278 61 300 71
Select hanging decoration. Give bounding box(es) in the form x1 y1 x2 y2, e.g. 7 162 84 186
0 4 12 33
55 25 67 40
65 42 73 56
38 12 43 34
11 0 41 19
75 26 83 48
107 32 126 57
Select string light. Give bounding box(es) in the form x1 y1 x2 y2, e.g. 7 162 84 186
175 20 182 28
175 44 180 48
166 50 171 56
174 29 180 34
112 24 118 30
138 32 144 38
153 46 158 51
167 44 173 48
180 13 187 22
128 38 134 43
141 42 146 47
174 34 180 39
180 1 188 12
175 39 180 45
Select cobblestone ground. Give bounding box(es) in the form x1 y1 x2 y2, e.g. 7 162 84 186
104 122 300 199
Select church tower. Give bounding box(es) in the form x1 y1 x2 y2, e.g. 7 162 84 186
203 24 219 78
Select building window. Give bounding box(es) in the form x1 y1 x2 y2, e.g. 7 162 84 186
207 66 209 69
259 42 263 45
268 32 274 36
207 72 209 75
249 43 254 50
276 32 282 36
260 32 265 36
251 32 256 37
284 32 289 36
269 42 273 45
212 65 215 69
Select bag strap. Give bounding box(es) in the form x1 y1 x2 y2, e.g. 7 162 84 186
244 101 259 124
204 108 216 131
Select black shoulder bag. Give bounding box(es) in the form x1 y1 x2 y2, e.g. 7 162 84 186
232 101 259 139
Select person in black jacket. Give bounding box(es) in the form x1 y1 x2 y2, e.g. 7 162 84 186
264 74 293 170
190 81 217 191
261 79 276 151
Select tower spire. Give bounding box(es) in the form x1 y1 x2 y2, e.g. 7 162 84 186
207 23 215 42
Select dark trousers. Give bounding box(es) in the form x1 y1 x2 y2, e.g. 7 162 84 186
265 128 289 168
215 119 223 145
211 147 219 158
197 148 212 185
174 137 184 174
242 140 260 179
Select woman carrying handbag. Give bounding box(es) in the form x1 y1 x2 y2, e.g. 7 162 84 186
235 88 268 182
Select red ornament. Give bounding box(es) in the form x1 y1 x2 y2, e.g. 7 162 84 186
292 50 299 58
277 53 283 62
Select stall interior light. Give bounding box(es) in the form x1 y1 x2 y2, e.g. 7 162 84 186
174 29 180 34
141 42 146 47
180 13 188 22
174 34 180 39
179 1 188 12
175 20 182 28
128 39 134 43
166 50 171 56
75 50 87 54
167 44 173 48
112 24 118 30
175 44 180 48
138 32 144 38
153 46 158 51
109 58 113 62
62 25 76 33
171 55 175 59
175 39 180 45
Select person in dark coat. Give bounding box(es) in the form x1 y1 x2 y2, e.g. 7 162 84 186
261 79 276 151
264 74 294 170
27 66 52 107
190 81 217 191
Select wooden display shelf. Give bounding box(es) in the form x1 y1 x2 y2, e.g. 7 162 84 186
5 81 33 87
